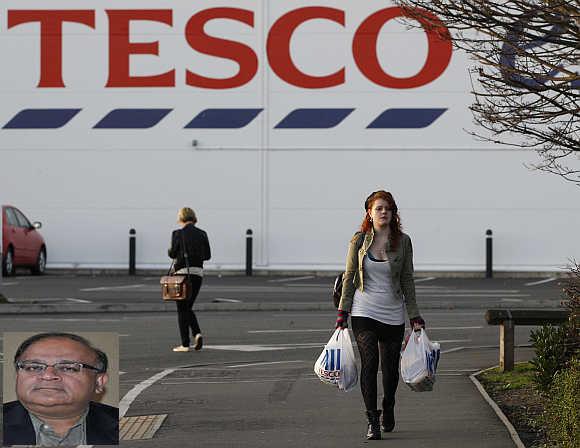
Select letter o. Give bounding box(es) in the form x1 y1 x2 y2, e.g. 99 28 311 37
352 7 452 89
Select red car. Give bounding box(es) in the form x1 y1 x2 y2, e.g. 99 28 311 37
2 205 47 276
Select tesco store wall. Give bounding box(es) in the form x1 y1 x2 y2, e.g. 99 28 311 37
1 1 578 271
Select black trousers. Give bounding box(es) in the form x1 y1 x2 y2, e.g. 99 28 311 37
175 275 202 347
351 316 405 411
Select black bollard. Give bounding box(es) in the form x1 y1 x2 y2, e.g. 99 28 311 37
129 228 136 276
246 229 253 276
485 229 493 278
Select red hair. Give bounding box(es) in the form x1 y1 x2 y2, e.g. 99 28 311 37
360 190 402 249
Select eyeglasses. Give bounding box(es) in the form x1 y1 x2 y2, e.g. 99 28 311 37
15 360 104 375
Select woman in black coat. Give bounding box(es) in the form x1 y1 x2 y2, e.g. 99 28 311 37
168 207 211 352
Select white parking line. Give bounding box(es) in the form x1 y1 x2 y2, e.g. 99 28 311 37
441 347 465 354
66 298 92 303
524 277 557 286
432 339 471 343
414 277 436 283
160 378 306 385
249 326 482 334
423 293 529 297
226 360 305 368
418 290 523 293
80 284 145 292
2 282 19 286
119 368 177 418
212 298 242 303
268 276 315 283
249 329 331 334
205 344 321 352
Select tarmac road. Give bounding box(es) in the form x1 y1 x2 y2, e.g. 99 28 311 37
0 273 564 310
1 308 540 447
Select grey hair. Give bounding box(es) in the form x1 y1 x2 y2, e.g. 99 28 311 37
14 332 108 373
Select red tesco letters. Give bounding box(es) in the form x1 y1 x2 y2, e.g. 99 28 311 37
7 7 452 89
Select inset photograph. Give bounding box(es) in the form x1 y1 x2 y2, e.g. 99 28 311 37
2 332 119 446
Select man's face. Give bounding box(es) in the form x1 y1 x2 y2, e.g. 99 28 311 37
15 337 108 418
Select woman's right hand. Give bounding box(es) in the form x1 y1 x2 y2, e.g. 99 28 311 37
336 310 349 329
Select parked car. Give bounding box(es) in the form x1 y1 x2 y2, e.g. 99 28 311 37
2 205 47 276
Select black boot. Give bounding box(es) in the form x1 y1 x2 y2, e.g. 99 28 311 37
365 410 382 440
382 405 395 432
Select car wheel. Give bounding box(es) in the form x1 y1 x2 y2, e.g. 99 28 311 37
32 247 46 275
3 248 15 277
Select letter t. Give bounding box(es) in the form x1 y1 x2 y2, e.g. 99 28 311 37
8 10 95 88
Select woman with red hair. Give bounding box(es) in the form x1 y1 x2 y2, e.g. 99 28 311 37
336 190 425 440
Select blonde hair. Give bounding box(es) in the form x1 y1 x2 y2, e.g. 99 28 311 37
178 207 197 224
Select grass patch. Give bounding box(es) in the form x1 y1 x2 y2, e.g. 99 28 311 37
478 362 546 446
479 362 535 391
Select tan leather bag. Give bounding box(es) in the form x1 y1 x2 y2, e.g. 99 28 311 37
161 229 190 301
160 275 189 301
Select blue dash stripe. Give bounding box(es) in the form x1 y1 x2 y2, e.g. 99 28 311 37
94 109 172 129
275 108 354 129
3 109 81 129
367 108 447 129
185 108 262 129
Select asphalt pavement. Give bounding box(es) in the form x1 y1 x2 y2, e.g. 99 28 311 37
0 274 565 447
0 273 565 314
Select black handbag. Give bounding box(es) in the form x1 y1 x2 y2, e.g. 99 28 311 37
160 230 190 301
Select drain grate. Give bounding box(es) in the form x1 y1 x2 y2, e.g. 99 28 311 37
120 414 167 440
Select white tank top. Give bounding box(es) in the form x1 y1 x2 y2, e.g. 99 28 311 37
351 254 405 325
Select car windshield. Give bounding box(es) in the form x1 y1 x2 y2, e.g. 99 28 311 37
13 208 32 228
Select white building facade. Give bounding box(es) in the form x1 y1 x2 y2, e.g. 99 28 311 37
1 1 578 272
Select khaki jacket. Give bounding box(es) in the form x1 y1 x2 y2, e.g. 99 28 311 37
338 230 420 320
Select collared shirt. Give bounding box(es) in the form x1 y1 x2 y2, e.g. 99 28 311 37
28 408 88 446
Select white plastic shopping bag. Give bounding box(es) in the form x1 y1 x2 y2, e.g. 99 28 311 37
314 328 358 392
400 328 440 392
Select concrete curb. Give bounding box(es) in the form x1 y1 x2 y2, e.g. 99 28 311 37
0 300 564 315
470 366 526 448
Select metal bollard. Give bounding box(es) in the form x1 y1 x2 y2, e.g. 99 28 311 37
486 229 493 278
245 229 253 276
129 228 136 276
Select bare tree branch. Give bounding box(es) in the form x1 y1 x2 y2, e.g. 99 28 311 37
394 0 580 185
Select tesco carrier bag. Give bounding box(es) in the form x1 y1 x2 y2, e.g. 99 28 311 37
314 328 358 392
400 328 440 392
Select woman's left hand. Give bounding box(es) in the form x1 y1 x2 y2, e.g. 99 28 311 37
410 316 425 331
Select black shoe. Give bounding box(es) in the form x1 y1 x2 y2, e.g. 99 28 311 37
365 410 381 440
382 406 395 432
194 333 203 351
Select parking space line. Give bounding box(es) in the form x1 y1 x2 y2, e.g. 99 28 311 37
226 360 305 368
205 343 322 352
66 298 92 303
414 277 436 283
249 326 482 334
441 347 465 354
524 277 557 286
268 276 315 283
80 284 145 292
249 329 331 334
120 368 177 418
432 339 471 343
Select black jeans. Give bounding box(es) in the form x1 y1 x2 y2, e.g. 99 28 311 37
175 275 202 347
351 316 405 411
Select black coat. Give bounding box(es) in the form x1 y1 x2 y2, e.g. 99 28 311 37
168 223 211 271
2 400 119 446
